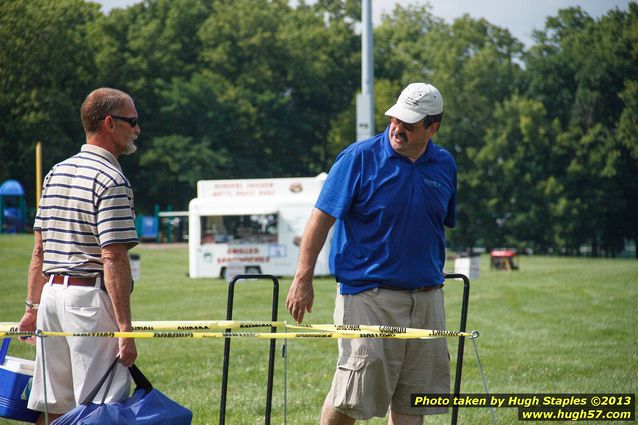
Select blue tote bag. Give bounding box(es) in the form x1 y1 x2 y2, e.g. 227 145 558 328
52 357 192 425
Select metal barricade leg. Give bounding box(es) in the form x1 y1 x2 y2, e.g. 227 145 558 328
444 273 470 425
219 274 279 425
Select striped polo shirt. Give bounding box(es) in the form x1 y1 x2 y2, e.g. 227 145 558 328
34 144 139 277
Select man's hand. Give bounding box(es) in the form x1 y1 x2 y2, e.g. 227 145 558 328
118 337 137 367
286 277 314 323
18 309 37 346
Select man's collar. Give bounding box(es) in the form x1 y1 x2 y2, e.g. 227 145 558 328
81 144 122 171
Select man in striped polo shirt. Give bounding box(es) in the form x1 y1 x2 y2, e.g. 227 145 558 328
18 88 141 423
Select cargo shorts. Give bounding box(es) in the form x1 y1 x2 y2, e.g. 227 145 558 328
326 287 450 420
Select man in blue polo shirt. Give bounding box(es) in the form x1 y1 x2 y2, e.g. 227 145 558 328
286 82 456 425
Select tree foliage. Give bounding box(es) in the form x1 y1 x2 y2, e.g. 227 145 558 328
0 0 101 202
1 0 636 256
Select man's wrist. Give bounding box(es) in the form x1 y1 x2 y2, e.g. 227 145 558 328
24 298 39 311
293 268 314 283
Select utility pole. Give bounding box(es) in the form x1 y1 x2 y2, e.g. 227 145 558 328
356 0 374 141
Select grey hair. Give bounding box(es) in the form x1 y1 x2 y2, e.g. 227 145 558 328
80 88 132 134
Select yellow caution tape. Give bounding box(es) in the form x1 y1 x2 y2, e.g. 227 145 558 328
286 323 469 337
130 320 284 331
1 329 471 339
0 330 469 339
0 321 281 333
0 321 471 339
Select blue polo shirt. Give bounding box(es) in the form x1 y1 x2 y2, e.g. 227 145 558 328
315 126 457 295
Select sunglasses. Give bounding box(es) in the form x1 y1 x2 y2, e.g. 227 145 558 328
110 115 139 128
390 116 424 132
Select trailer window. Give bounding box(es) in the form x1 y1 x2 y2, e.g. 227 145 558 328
201 214 277 244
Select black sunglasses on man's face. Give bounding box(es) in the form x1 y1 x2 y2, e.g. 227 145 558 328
390 116 424 132
110 115 139 128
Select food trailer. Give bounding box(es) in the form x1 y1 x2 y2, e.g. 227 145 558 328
188 174 331 278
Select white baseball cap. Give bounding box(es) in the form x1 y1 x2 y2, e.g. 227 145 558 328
384 83 443 124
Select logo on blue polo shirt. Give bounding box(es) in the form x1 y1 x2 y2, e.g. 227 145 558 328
423 177 442 188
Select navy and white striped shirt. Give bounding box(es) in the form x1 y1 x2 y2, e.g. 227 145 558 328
34 144 138 277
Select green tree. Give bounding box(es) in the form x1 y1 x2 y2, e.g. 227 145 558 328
90 0 359 211
473 95 558 251
194 0 358 178
524 5 638 255
0 0 101 203
2 0 634 257
617 80 638 256
524 8 593 128
90 0 217 211
138 135 231 208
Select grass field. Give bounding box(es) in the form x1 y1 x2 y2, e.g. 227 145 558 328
1 234 636 424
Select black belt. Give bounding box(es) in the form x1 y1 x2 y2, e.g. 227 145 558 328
379 284 443 293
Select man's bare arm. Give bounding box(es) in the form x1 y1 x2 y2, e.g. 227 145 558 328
18 231 48 345
102 243 137 366
286 208 336 323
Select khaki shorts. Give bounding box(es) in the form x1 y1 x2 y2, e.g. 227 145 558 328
326 287 450 420
28 280 131 414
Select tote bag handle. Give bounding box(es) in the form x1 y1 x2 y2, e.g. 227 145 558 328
80 356 120 405
80 356 155 405
128 363 153 394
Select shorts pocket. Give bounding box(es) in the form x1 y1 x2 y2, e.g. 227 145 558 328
332 355 366 409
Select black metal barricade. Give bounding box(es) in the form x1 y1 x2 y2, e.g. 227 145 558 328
218 273 468 425
219 274 279 425
444 273 471 425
